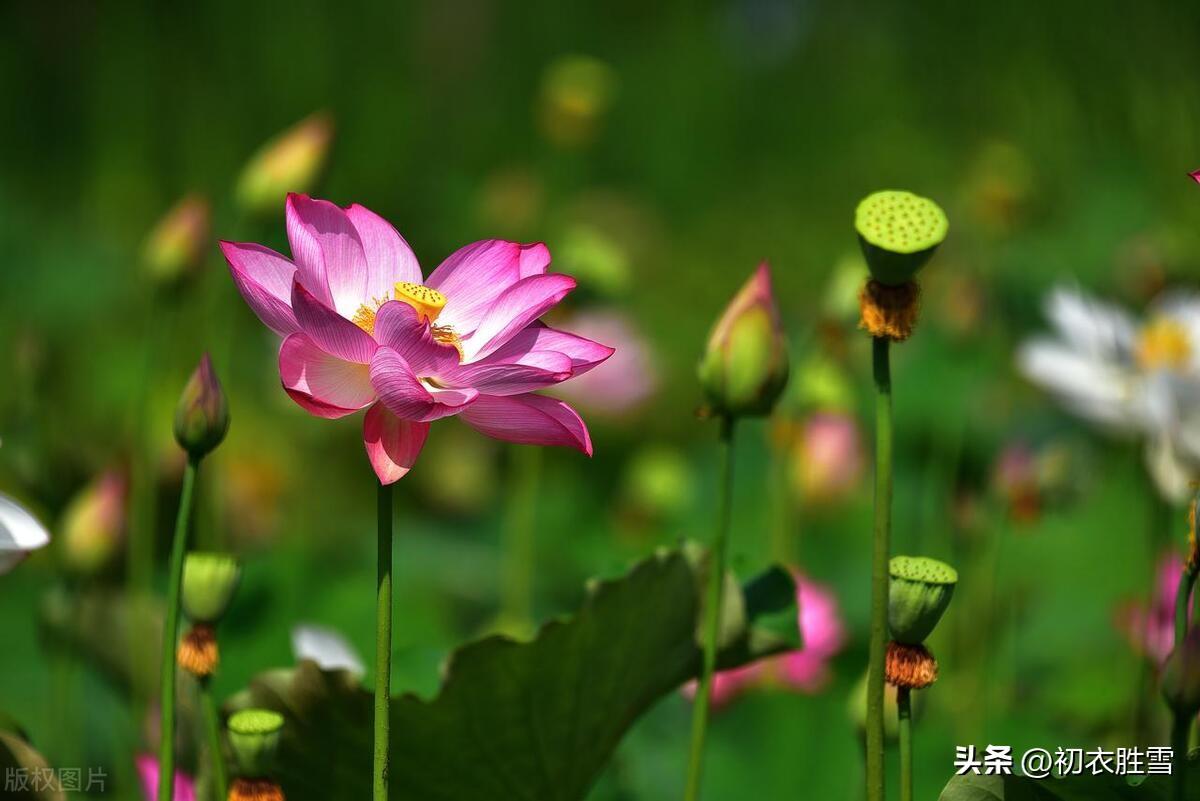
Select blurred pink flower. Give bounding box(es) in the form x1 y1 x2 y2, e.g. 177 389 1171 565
1116 553 1185 666
137 754 195 801
683 572 846 707
221 194 614 483
791 412 863 505
60 469 127 576
551 310 656 415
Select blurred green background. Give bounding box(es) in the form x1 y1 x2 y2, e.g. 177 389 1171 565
4 0 1200 798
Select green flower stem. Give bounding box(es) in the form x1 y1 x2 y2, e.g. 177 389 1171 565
198 676 228 801
897 687 913 801
374 480 394 801
157 456 199 801
1172 711 1189 801
867 336 893 801
501 446 542 633
683 415 736 801
1175 562 1198 650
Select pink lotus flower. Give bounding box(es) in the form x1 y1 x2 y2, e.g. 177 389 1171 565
137 754 195 801
550 309 657 416
683 572 846 706
1116 553 1187 667
221 194 614 483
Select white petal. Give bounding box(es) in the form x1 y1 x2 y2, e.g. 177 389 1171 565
0 494 50 575
291 624 365 676
1016 339 1138 430
1045 286 1135 360
1145 436 1196 505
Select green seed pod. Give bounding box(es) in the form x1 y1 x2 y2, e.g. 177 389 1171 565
697 263 790 418
855 190 948 286
1162 628 1200 716
182 552 241 624
227 708 284 778
888 555 957 645
174 354 230 459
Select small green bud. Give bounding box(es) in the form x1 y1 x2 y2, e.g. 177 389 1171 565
59 470 126 577
855 190 948 286
182 552 241 624
888 555 957 645
174 354 230 459
698 263 789 418
1162 628 1200 716
227 708 284 778
236 113 334 217
142 194 210 286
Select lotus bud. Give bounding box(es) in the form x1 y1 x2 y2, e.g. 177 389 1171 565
538 54 618 149
227 709 284 778
59 470 126 577
1162 628 1200 716
854 190 948 287
142 194 210 286
182 552 241 624
697 263 790 418
236 112 333 217
791 412 864 506
174 354 230 459
888 556 957 645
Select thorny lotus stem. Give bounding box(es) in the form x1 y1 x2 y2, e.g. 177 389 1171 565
1172 711 1189 801
897 687 913 801
502 447 542 632
157 456 199 801
683 415 736 801
867 336 893 801
374 480 394 801
198 676 228 801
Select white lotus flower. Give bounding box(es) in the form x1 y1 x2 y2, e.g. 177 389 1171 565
291 623 365 676
1017 285 1200 502
0 493 51 574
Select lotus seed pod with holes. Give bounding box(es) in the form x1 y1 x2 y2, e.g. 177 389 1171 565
181 552 241 624
1162 628 1200 716
228 708 284 778
855 190 948 286
888 556 957 645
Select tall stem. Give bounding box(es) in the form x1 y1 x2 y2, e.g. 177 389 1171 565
374 481 394 801
867 336 893 801
683 416 736 801
897 687 913 801
199 676 228 801
157 456 199 801
501 447 542 633
1172 711 1189 801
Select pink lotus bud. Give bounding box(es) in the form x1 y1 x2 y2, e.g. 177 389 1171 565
142 194 210 286
174 354 229 459
791 412 863 504
60 470 127 577
697 263 789 418
236 113 333 216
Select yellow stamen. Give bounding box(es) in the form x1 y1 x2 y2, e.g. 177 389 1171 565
433 324 465 360
395 281 447 323
1137 317 1192 371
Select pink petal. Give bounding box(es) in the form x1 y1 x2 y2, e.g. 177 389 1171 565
137 754 196 801
461 274 577 361
485 322 615 376
372 301 461 376
286 194 369 316
220 240 299 335
369 347 477 422
441 356 573 396
345 203 423 297
518 242 551 278
363 403 429 484
425 240 524 333
279 333 376 418
458 393 592 454
291 281 378 364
